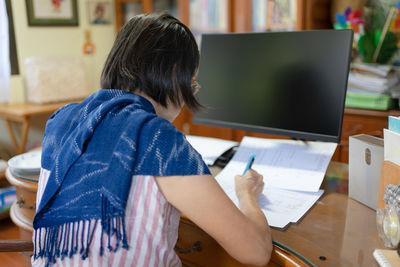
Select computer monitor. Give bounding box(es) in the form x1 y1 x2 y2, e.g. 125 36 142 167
193 30 353 143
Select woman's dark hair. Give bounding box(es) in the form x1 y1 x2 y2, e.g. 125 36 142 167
101 13 201 110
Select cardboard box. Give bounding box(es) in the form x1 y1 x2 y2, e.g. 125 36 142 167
378 161 400 209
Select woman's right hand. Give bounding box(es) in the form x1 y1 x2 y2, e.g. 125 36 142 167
235 169 264 201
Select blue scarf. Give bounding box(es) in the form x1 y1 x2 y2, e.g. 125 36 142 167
33 89 210 265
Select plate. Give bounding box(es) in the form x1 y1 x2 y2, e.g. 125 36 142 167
10 168 39 182
8 150 41 174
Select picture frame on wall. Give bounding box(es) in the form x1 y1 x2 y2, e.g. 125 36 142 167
26 0 79 26
88 1 111 25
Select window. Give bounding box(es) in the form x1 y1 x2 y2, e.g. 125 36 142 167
5 0 19 75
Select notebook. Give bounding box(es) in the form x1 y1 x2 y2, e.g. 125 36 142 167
373 249 400 267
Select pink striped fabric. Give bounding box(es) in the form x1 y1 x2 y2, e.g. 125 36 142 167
32 169 182 267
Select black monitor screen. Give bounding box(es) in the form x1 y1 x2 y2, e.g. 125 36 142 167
193 30 353 143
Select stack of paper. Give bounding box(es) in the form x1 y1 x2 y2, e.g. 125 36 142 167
214 136 337 229
346 63 399 110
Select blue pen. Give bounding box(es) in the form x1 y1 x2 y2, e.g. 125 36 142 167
242 154 256 175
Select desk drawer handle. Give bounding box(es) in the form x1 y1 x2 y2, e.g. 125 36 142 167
16 196 36 210
175 241 202 254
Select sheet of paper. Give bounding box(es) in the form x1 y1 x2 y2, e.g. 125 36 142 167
262 188 324 225
186 135 238 165
225 136 337 192
284 190 324 222
215 162 324 228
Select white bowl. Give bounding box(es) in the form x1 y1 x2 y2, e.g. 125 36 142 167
8 151 41 174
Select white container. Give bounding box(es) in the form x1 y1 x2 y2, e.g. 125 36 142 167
25 56 90 104
349 134 384 210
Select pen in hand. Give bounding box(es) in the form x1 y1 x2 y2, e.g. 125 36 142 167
242 154 256 175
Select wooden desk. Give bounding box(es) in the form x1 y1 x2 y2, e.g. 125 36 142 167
269 162 384 266
5 162 384 267
271 193 383 266
177 196 384 267
0 101 75 154
176 163 384 267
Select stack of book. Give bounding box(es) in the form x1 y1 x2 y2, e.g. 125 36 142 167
190 0 228 43
0 186 16 212
346 63 399 110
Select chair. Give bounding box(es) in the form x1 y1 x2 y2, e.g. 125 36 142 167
0 240 33 252
0 240 33 267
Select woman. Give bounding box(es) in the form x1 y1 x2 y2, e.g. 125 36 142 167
32 13 272 267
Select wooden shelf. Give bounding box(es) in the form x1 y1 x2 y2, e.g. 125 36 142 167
344 107 400 117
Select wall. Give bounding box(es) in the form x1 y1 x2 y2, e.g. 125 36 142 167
0 0 116 158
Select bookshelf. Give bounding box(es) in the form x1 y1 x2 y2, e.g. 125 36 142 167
114 0 232 34
114 0 333 33
115 0 153 31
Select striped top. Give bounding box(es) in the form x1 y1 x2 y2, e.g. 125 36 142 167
32 169 182 267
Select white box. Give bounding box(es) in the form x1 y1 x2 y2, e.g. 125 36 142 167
349 134 384 210
25 57 90 104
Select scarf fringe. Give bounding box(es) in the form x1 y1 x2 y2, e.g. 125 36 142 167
34 196 129 266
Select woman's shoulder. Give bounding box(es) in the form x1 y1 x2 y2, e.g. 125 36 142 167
135 117 210 176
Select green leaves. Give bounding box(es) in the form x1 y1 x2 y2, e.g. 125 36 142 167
358 30 398 63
